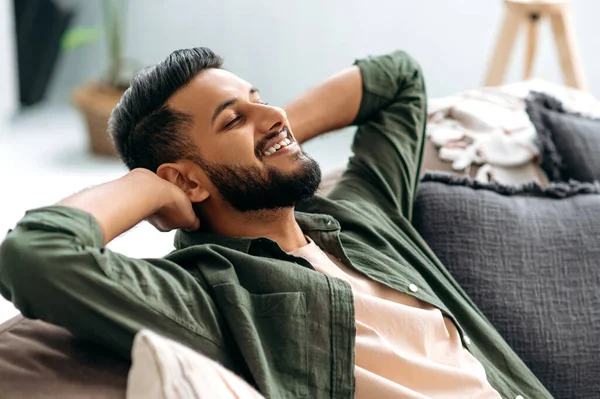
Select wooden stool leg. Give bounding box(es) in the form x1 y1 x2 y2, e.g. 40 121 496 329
524 12 541 79
484 7 522 86
550 5 587 90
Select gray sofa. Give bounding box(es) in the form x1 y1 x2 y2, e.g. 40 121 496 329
413 173 600 399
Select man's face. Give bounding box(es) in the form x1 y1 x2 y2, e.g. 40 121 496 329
167 68 321 211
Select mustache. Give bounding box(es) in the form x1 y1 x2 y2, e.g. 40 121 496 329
255 126 289 159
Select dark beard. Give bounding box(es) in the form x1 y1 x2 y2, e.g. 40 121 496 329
198 152 322 212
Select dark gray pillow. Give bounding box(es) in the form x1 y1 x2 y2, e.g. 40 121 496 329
526 92 600 182
412 172 600 399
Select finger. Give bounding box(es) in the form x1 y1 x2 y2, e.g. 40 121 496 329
146 219 171 233
184 217 201 232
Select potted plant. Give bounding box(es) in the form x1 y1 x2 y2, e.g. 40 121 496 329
65 0 135 156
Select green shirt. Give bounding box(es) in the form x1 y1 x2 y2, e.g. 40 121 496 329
0 51 552 399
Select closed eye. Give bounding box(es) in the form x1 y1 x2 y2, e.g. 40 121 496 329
222 101 269 130
224 115 242 129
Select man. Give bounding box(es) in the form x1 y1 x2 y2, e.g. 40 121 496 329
0 48 550 398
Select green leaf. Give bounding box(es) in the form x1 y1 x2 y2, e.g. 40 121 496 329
61 26 104 51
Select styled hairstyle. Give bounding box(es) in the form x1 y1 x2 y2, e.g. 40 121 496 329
108 47 223 172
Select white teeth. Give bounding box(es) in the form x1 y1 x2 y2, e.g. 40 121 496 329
263 137 294 156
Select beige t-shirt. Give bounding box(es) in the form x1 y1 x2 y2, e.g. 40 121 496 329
289 238 501 399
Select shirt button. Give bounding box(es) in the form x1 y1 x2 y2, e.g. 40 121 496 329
515 396 524 399
463 335 472 345
408 283 419 293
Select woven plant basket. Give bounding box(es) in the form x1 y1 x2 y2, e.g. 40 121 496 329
72 82 126 156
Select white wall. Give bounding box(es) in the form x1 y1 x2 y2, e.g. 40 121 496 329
51 0 600 100
0 0 18 126
48 0 600 170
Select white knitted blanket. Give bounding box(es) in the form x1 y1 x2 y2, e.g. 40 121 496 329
427 79 600 185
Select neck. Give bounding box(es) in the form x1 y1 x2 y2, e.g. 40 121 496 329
200 204 308 253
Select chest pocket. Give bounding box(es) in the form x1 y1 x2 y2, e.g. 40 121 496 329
213 283 308 398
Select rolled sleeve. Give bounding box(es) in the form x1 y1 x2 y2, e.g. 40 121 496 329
20 205 104 245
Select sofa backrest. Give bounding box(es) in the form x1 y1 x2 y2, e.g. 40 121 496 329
0 315 129 398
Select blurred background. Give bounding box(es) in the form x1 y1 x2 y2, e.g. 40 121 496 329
0 0 599 319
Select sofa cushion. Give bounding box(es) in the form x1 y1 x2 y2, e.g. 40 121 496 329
127 329 264 399
412 173 600 399
0 315 128 398
526 91 600 182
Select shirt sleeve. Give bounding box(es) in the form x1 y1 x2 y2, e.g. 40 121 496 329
0 206 227 362
326 50 427 221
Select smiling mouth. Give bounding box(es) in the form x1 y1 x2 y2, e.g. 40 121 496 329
257 127 296 158
263 137 293 156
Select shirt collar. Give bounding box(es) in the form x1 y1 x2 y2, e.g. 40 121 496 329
173 211 339 252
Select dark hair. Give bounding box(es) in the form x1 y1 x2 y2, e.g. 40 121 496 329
108 47 223 172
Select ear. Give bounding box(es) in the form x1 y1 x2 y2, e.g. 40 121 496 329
156 162 210 203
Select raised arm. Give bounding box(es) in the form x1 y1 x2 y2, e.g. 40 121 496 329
0 171 225 363
294 51 427 221
58 168 200 246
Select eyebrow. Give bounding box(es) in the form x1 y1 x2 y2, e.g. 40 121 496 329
211 87 260 125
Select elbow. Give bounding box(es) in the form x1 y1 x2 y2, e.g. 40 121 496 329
371 50 424 99
392 50 422 75
0 228 61 316
394 50 424 89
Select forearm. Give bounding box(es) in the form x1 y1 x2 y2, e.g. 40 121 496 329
58 168 168 246
284 66 363 144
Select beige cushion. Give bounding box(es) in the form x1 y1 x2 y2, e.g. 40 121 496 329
127 330 264 399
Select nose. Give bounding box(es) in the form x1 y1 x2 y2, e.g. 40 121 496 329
254 105 287 136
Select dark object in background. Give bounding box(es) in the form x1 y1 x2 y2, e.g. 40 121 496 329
14 0 73 106
526 91 600 183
